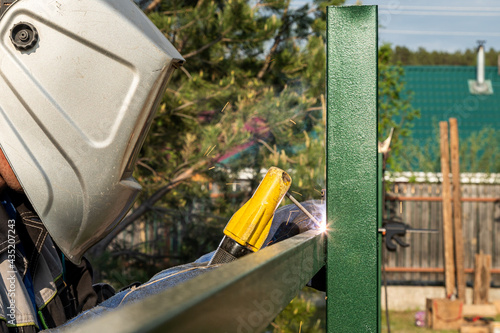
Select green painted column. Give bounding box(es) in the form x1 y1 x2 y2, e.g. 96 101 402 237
378 152 383 333
326 6 379 332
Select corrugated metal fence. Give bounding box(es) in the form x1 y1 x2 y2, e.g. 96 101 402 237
384 182 500 284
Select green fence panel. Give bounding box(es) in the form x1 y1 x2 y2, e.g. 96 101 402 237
326 5 380 332
66 230 325 333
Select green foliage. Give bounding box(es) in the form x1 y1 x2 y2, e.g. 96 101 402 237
91 248 158 290
133 0 344 259
378 44 421 171
94 1 420 290
460 128 500 173
392 45 500 66
93 0 346 282
399 125 500 173
268 288 325 333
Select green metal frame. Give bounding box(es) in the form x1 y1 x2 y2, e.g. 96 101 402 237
378 153 383 333
326 5 380 332
67 230 325 333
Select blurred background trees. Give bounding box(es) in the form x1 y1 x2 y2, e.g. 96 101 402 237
87 1 499 330
90 0 426 285
91 0 341 283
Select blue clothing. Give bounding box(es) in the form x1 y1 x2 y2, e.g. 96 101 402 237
48 201 324 331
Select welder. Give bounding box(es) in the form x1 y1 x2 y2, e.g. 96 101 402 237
0 0 183 330
0 1 324 331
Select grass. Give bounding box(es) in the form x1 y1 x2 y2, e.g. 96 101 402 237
381 310 455 333
382 310 500 333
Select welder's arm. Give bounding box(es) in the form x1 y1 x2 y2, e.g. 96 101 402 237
265 200 326 291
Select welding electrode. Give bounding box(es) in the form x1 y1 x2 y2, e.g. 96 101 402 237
284 192 322 228
208 167 292 265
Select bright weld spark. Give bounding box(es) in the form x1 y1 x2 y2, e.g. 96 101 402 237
206 145 217 157
208 166 215 170
291 190 302 196
319 220 327 233
317 204 328 233
220 102 229 113
289 119 296 125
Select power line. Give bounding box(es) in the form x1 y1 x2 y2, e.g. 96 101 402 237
382 29 500 37
378 5 500 12
380 10 500 17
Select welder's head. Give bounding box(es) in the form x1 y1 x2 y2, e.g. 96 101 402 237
0 148 22 192
0 0 184 263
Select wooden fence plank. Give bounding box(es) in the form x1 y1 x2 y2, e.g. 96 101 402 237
463 184 473 285
404 185 412 281
494 185 500 285
473 253 492 304
383 182 498 283
449 118 466 300
479 185 491 256
430 183 441 282
440 121 456 297
419 184 429 281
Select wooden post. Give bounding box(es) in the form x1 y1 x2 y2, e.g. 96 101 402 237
473 253 492 304
449 118 466 301
440 121 455 298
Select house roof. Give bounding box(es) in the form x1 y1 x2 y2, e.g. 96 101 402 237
403 65 500 142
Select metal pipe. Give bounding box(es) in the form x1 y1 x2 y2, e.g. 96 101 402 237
285 192 322 228
477 44 485 85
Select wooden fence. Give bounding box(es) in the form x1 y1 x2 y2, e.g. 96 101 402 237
383 182 500 284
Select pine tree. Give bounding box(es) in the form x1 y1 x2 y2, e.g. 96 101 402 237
90 0 338 272
90 1 420 287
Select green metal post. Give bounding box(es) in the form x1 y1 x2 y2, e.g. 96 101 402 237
326 5 379 332
378 152 383 333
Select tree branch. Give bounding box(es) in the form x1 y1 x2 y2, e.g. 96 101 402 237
183 28 231 59
257 4 290 79
144 0 161 14
257 139 296 163
90 161 207 257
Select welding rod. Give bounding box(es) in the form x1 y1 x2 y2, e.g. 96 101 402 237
285 192 321 228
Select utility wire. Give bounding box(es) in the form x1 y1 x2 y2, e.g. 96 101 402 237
379 5 500 12
382 29 500 37
380 10 500 17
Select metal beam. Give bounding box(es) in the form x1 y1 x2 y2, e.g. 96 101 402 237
326 5 379 332
66 230 325 333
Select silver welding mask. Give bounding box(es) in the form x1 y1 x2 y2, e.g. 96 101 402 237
0 0 184 263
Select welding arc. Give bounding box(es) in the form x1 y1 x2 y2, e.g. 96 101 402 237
285 192 321 228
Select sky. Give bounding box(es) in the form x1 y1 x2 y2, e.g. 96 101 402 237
304 0 500 52
139 0 500 52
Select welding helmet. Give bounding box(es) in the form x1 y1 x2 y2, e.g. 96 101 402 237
0 0 184 263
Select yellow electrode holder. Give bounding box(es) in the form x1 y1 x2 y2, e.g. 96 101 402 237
223 167 292 252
